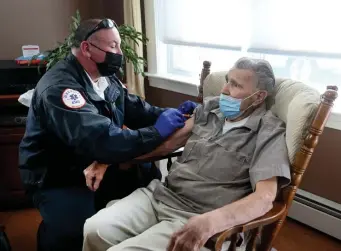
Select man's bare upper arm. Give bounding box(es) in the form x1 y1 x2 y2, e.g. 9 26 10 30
135 117 194 159
158 117 194 153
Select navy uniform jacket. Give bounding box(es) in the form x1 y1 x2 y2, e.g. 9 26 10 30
19 54 164 190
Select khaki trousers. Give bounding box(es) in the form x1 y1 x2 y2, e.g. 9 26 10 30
82 179 209 251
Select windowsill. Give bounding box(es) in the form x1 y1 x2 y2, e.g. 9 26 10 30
145 73 199 97
326 112 341 131
145 73 199 86
146 73 341 131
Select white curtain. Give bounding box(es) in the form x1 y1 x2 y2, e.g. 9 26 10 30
249 0 341 54
124 0 145 98
158 0 341 55
159 0 250 49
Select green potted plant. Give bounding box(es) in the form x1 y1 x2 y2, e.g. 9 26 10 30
33 10 148 76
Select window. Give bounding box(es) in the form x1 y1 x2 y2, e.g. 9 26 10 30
145 0 341 111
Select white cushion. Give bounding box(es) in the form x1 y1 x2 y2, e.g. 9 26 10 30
203 72 320 163
270 79 320 162
203 71 227 98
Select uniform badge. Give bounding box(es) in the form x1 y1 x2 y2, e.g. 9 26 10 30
62 89 86 109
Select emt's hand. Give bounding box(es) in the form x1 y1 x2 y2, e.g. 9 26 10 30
154 108 185 138
167 213 216 251
83 161 108 191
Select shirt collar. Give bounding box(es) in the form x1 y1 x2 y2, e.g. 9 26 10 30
244 103 267 131
84 71 109 99
66 54 104 102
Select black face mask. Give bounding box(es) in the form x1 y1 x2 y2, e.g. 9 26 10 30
89 43 123 76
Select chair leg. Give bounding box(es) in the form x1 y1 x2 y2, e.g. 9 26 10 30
259 218 285 251
227 233 238 251
0 225 12 251
246 227 261 251
37 220 44 251
167 157 173 171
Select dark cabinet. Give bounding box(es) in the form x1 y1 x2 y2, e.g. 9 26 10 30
0 63 45 210
0 96 31 210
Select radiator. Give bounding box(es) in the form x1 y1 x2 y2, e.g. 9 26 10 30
288 189 341 240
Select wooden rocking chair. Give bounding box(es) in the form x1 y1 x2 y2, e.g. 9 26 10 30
197 61 338 251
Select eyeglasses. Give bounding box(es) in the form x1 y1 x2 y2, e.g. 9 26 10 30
84 19 117 41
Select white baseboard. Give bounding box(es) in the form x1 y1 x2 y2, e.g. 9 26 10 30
288 190 341 240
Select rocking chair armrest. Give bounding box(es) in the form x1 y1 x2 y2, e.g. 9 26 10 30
129 148 184 164
205 201 286 251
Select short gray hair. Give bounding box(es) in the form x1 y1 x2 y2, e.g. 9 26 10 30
233 57 275 96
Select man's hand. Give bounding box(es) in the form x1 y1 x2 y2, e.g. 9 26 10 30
167 213 216 251
83 161 108 191
178 101 197 116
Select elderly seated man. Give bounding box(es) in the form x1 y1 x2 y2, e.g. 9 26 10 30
82 57 291 251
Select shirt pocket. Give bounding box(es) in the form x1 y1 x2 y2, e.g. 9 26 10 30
178 129 205 163
178 141 197 163
198 148 250 182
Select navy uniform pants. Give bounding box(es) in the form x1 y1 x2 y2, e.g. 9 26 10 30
33 163 161 251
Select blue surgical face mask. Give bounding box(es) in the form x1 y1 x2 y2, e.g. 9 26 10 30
219 91 260 119
219 94 242 119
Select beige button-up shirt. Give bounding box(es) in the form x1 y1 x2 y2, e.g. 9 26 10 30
154 96 291 214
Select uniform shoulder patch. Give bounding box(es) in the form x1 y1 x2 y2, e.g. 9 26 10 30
62 89 86 109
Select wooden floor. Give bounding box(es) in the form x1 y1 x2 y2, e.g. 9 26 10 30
1 208 341 251
273 218 341 251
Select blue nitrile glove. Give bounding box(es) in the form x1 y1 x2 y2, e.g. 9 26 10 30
178 101 198 115
154 108 185 138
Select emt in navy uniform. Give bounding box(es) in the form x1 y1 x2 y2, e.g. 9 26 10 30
18 18 197 251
